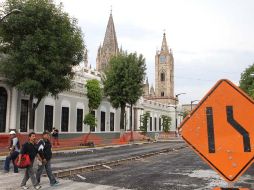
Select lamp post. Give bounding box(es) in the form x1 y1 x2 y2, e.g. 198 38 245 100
175 93 186 136
0 9 22 22
190 100 199 111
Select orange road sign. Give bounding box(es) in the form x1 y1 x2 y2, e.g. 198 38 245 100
181 79 254 182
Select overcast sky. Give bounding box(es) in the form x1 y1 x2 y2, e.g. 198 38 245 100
51 1 254 103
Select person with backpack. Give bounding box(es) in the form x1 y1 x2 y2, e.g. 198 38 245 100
17 132 41 190
36 131 59 186
3 130 20 173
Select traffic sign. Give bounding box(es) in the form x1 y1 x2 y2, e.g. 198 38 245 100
181 79 254 182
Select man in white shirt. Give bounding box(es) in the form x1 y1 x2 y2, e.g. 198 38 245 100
3 131 20 173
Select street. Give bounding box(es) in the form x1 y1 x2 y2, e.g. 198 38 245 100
1 141 254 189
43 141 186 171
66 144 254 190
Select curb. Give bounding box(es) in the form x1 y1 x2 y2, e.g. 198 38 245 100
51 141 153 156
0 141 153 161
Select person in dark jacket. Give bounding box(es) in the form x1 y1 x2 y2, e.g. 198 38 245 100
3 131 20 173
51 127 60 147
36 131 59 186
18 132 41 190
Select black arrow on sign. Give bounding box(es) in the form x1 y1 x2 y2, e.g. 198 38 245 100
206 106 251 153
226 106 251 152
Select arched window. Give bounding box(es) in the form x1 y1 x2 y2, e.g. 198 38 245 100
161 73 165 81
161 92 164 97
0 87 7 132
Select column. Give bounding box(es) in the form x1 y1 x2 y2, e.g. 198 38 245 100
9 88 18 131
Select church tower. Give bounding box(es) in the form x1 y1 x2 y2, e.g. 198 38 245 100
96 11 119 72
154 33 174 104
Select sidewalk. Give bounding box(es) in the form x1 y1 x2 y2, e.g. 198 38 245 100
0 137 183 161
156 137 184 142
0 140 152 161
0 171 130 190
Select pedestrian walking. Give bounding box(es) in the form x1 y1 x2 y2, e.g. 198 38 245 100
51 127 60 147
17 132 41 190
36 131 59 186
3 131 20 173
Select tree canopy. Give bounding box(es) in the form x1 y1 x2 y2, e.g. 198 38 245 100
85 79 102 111
0 0 85 129
239 63 254 99
83 79 102 131
161 115 172 133
140 111 150 134
103 52 146 129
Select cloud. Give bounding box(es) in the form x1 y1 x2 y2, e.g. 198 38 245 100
56 0 254 103
174 49 254 103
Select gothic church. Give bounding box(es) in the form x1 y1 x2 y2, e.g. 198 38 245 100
96 12 175 105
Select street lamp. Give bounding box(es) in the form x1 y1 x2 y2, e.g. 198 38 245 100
0 9 22 22
190 100 199 111
175 93 186 136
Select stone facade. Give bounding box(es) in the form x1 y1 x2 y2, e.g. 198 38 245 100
143 78 150 96
144 33 175 104
182 103 198 112
96 12 119 72
0 71 177 134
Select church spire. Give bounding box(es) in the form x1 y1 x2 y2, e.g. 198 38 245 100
96 11 119 72
154 32 174 104
102 11 118 54
161 32 169 53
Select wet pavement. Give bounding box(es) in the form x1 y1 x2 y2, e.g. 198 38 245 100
43 141 186 171
67 147 254 190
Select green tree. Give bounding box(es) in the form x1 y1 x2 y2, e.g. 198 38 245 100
84 113 96 132
0 0 84 130
83 79 102 132
85 79 102 111
182 110 190 119
103 52 146 132
140 111 150 134
239 63 254 99
161 115 172 133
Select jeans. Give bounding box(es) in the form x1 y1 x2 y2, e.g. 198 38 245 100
36 159 56 185
21 160 38 187
4 151 19 173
